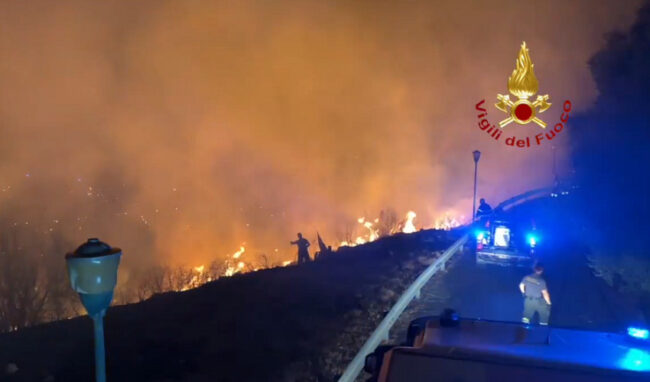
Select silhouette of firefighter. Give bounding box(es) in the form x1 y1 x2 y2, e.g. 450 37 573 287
290 232 311 264
519 263 552 325
476 198 493 219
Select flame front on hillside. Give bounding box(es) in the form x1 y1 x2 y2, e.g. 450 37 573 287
170 211 461 295
433 214 463 230
339 210 460 248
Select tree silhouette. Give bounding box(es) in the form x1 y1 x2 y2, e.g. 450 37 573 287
571 3 650 245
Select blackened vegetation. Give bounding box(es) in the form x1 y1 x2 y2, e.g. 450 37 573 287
570 3 650 248
0 229 456 382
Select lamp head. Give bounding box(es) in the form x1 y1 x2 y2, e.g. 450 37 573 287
66 238 121 316
473 150 481 163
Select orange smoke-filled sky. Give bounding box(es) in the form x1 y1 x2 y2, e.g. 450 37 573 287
0 0 642 267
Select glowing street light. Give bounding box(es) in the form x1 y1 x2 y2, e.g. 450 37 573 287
66 238 122 382
472 150 481 222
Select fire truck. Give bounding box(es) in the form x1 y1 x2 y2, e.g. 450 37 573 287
363 311 650 382
474 218 538 267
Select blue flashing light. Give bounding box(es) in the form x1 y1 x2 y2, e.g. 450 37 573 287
620 348 650 372
526 233 538 247
628 327 650 340
474 230 486 240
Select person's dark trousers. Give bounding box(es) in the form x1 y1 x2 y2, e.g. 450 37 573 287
522 297 550 325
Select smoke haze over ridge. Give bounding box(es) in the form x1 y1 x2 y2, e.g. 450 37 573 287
0 0 642 268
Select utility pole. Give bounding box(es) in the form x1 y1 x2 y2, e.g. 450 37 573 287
472 150 481 222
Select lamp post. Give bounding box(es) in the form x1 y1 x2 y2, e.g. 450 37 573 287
472 150 481 222
66 238 122 382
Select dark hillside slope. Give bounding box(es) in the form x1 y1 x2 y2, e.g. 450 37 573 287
0 229 458 382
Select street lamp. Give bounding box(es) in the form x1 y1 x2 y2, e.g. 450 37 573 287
66 238 122 382
472 150 481 222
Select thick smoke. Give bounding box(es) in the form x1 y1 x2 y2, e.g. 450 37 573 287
0 0 642 269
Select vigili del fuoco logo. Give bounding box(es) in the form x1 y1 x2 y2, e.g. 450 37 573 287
475 42 572 148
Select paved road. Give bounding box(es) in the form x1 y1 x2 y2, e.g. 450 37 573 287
389 230 645 344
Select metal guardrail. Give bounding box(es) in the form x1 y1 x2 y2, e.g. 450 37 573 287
337 235 468 382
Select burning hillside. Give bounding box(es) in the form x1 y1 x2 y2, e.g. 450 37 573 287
0 0 643 349
114 209 461 304
0 0 639 279
0 228 459 382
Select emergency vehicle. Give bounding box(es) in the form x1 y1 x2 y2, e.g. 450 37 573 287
475 219 537 267
364 312 650 382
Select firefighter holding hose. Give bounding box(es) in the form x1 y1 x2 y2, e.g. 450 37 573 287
290 232 311 264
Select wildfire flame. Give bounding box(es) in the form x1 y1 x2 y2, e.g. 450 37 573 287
507 41 538 99
169 209 463 295
363 221 379 241
179 264 206 291
232 246 245 259
433 214 462 230
402 211 417 233
224 245 248 277
341 210 432 247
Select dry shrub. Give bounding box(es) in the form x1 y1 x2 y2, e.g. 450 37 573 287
588 252 650 294
0 228 77 332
